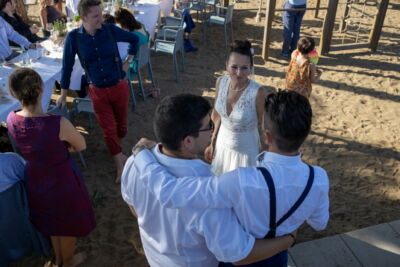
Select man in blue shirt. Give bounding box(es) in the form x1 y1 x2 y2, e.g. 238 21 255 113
281 0 307 58
58 0 139 183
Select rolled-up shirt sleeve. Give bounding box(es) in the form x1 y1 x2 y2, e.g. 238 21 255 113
307 167 330 230
198 209 255 263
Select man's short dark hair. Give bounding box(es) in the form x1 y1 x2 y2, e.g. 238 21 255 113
0 0 12 11
154 94 212 151
78 0 101 17
265 90 312 153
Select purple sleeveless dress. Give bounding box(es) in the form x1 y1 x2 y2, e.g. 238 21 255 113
6 111 96 237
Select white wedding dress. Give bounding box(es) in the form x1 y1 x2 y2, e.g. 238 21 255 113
212 75 261 175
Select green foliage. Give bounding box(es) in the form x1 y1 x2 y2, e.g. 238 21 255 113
73 14 81 22
53 20 67 36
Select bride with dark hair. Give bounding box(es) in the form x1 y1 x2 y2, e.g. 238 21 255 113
205 40 274 175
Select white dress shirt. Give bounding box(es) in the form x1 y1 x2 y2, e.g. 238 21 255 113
134 150 329 238
0 16 30 58
121 144 255 267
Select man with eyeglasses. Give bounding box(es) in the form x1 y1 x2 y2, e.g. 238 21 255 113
121 94 296 267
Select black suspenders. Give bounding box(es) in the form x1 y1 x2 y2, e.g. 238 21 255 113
257 165 315 238
74 25 123 85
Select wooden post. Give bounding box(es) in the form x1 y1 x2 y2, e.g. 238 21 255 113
262 0 276 60
256 0 263 22
318 0 339 55
369 0 389 51
314 0 321 18
339 1 351 33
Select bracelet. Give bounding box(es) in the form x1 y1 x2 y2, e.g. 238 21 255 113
287 233 296 247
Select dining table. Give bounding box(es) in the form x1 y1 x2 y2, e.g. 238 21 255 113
0 45 62 123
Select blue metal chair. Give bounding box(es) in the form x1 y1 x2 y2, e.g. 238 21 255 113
204 4 234 47
129 43 157 101
152 26 185 82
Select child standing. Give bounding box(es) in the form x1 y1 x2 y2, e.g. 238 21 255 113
6 68 95 267
285 37 322 98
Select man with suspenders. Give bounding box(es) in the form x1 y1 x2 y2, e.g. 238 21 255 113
58 0 139 183
127 90 330 266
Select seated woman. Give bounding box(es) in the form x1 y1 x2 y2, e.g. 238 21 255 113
114 8 149 79
6 68 96 267
40 0 66 34
0 0 46 43
0 123 50 266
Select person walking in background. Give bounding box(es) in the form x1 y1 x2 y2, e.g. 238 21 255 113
7 68 96 267
281 0 307 58
285 36 322 98
57 0 139 183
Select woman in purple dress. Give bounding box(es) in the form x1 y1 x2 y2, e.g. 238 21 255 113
6 68 95 267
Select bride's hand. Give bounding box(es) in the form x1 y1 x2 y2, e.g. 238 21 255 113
204 145 214 163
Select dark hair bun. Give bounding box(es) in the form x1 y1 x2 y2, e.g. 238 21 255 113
231 40 252 54
229 40 253 66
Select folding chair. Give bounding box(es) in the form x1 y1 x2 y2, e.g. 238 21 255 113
204 4 234 47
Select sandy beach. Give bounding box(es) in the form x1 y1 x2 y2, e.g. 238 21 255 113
11 0 400 266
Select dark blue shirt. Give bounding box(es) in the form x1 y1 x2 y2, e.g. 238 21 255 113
61 24 139 89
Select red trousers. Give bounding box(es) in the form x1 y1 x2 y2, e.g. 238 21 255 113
88 80 130 155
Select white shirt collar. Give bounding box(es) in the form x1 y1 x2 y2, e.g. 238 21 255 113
257 151 303 166
152 144 212 176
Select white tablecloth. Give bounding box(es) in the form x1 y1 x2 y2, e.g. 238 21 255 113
131 3 160 39
0 50 62 122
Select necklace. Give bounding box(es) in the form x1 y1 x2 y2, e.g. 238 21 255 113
229 79 250 92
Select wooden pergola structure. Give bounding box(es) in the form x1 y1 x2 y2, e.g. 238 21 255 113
260 0 390 60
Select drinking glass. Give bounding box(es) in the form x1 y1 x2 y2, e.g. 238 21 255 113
22 51 30 66
46 23 53 31
46 23 54 38
28 49 36 64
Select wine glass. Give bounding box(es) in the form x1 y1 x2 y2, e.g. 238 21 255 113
46 23 54 37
